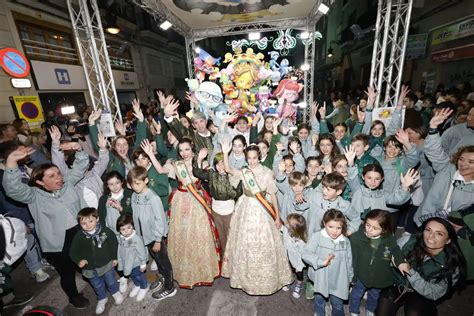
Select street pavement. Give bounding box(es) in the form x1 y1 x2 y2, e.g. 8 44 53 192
3 262 473 315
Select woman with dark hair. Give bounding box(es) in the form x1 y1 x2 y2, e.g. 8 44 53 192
2 142 90 309
161 138 220 289
87 100 147 177
12 118 31 144
221 142 293 295
414 109 474 226
376 217 466 316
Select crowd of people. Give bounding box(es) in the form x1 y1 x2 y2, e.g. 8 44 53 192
0 83 472 315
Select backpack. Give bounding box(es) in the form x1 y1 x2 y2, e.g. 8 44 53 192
0 214 28 265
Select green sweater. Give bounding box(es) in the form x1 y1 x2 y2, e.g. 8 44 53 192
147 165 170 211
349 228 405 288
69 225 118 278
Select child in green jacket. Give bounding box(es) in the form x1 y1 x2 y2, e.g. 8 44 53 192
69 208 122 314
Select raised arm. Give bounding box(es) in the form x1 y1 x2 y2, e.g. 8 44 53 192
3 147 36 204
221 138 240 176
344 145 361 192
49 125 69 176
423 108 454 173
141 139 167 174
91 131 110 177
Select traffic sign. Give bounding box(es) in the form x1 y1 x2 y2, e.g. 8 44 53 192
0 48 30 78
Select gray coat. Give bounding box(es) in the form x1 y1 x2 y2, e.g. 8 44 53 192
52 143 109 208
346 166 410 232
414 133 474 226
117 231 148 276
301 231 353 299
132 189 168 245
376 146 419 211
2 151 89 252
275 174 311 224
415 143 435 196
441 123 474 156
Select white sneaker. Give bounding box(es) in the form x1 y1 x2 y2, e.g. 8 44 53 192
150 261 158 271
136 287 149 302
112 292 123 305
119 277 128 294
129 285 140 298
33 269 50 283
95 298 108 314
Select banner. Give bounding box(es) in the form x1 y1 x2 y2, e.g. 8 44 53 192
11 96 44 131
432 16 474 45
372 106 406 128
405 34 428 60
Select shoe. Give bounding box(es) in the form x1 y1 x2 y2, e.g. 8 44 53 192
33 269 50 283
150 260 158 271
305 281 314 300
112 292 123 305
41 259 54 270
129 285 140 298
350 314 360 316
136 287 149 302
282 285 291 292
366 311 375 316
152 287 177 301
150 276 164 292
3 294 34 308
69 294 90 309
292 281 303 298
95 298 108 314
119 277 128 294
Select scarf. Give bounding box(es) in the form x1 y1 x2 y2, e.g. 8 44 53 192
82 222 105 248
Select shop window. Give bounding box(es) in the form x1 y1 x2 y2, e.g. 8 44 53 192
17 22 79 64
107 43 134 71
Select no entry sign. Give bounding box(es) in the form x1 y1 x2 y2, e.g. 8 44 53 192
0 48 30 78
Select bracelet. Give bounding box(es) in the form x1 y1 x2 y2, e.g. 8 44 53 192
428 127 438 135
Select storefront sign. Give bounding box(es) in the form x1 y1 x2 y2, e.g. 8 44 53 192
431 44 474 63
432 16 474 45
11 78 32 89
112 70 139 90
11 96 45 130
405 34 428 60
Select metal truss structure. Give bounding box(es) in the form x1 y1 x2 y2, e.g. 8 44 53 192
369 0 413 108
131 0 327 122
66 0 122 121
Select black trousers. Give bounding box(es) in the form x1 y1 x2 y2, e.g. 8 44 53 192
376 285 438 316
43 225 80 300
147 241 174 290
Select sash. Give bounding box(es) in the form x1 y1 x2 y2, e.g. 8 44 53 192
242 168 277 220
175 161 212 214
174 161 222 265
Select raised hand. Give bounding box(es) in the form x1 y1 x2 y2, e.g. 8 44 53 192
88 109 102 125
48 125 61 145
220 137 232 154
311 133 319 147
397 85 410 108
310 101 319 119
252 111 262 126
6 146 35 164
364 85 377 108
164 98 180 118
400 168 419 191
132 99 144 122
395 129 410 147
272 117 283 132
114 120 126 136
343 145 357 166
356 106 365 123
429 108 453 129
140 139 154 157
318 103 326 120
157 91 166 105
151 118 161 135
97 131 107 150
197 148 208 162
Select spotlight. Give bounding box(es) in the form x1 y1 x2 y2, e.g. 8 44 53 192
160 20 172 30
300 64 310 71
327 46 333 58
194 47 201 54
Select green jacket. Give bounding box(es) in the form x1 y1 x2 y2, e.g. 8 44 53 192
166 117 213 154
89 121 147 177
192 166 242 201
261 134 280 169
355 152 379 176
448 205 474 280
147 165 170 211
98 188 133 234
69 225 118 278
350 228 405 288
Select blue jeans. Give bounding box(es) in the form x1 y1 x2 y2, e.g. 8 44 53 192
314 293 344 316
24 232 43 273
130 266 148 289
349 279 381 313
88 268 119 300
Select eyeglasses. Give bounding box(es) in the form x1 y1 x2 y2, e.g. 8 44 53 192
198 91 222 103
